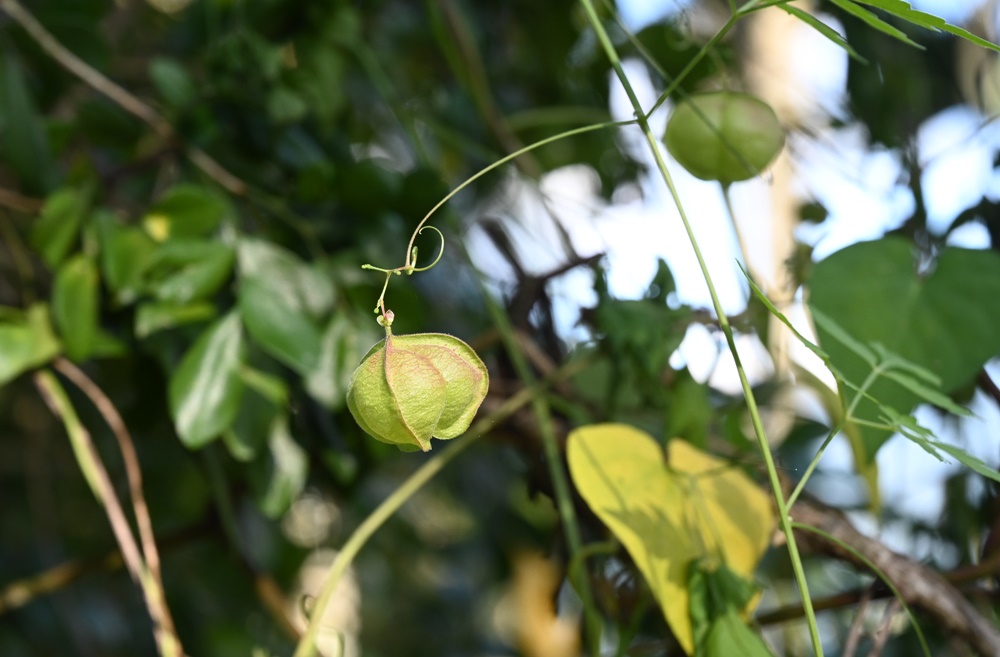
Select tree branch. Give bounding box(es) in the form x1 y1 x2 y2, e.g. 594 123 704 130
791 498 1000 656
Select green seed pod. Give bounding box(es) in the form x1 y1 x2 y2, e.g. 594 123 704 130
346 330 489 451
663 91 785 185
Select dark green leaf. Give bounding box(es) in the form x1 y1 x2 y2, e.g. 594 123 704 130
0 46 55 193
267 86 309 124
871 343 940 385
810 239 1000 460
225 370 287 462
149 57 198 109
52 254 100 361
238 277 322 374
169 312 245 448
249 418 308 518
0 304 61 385
810 308 876 366
30 186 91 268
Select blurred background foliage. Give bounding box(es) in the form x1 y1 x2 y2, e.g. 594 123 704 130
1 0 1000 656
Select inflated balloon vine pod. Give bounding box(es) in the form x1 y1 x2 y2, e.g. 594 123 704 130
346 308 488 453
344 225 489 453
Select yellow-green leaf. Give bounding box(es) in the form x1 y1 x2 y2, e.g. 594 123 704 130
0 304 61 385
567 424 774 655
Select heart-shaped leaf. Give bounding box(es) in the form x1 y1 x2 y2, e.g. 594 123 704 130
809 238 1000 460
567 424 773 655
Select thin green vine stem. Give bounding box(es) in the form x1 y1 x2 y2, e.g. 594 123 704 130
787 367 882 508
577 1 825 655
643 0 782 119
477 284 602 656
791 522 931 657
402 119 634 268
291 357 593 657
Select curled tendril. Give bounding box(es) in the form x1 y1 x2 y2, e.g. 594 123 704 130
361 225 446 320
407 225 444 273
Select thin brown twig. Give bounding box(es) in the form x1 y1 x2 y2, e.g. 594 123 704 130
52 359 169 617
0 187 43 213
842 584 874 657
0 549 123 615
33 370 185 657
0 0 246 196
866 599 901 657
0 520 210 616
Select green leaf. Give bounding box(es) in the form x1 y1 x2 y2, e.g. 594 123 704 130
30 186 91 268
738 263 828 362
828 0 923 48
689 560 761 656
135 301 217 338
305 314 371 409
237 238 334 319
913 439 1000 486
777 5 866 63
169 312 245 448
225 370 287 462
809 238 1000 460
144 184 231 241
250 417 308 518
881 370 970 417
810 308 876 366
0 46 55 193
238 277 322 374
267 86 309 124
855 0 1000 53
149 57 198 109
0 304 61 385
52 254 100 361
705 609 775 657
150 241 235 304
567 424 774 655
871 343 940 385
95 210 157 304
